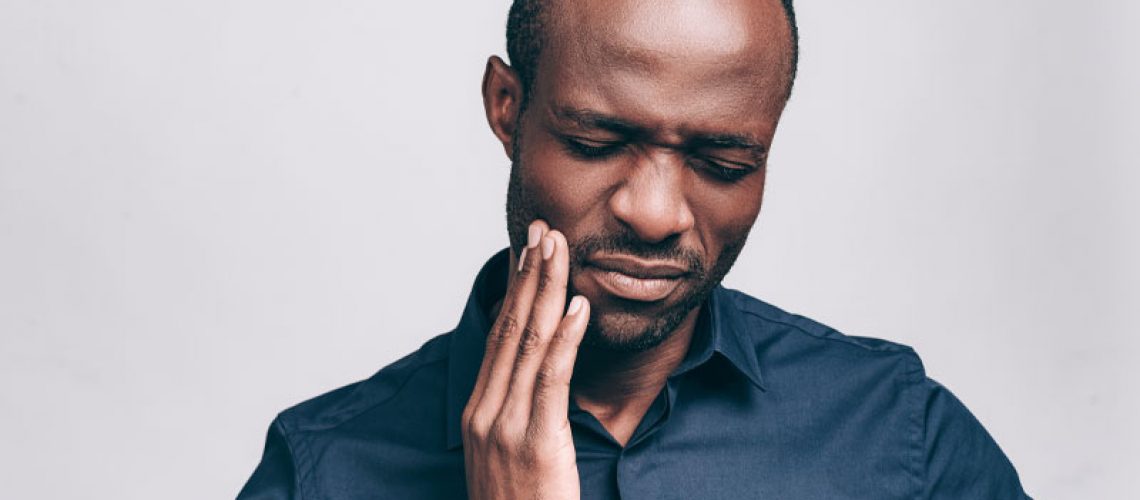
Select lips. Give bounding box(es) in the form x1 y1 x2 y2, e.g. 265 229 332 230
584 255 689 302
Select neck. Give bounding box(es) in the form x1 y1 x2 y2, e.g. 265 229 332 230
569 306 701 444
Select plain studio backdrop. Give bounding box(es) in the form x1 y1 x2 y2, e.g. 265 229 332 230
1 1 1137 498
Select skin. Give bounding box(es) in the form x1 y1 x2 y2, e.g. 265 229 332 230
463 0 793 497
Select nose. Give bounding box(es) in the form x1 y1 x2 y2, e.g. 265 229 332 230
607 149 696 243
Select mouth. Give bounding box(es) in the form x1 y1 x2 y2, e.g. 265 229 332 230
583 255 690 303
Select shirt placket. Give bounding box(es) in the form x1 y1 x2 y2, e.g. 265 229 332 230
569 381 677 499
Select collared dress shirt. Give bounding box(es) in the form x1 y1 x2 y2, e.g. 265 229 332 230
238 249 1031 499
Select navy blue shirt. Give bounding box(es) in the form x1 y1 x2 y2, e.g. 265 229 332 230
239 249 1030 499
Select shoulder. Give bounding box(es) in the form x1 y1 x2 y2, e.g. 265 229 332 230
721 286 926 380
274 331 453 435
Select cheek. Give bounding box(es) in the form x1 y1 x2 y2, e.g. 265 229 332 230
691 175 766 257
520 137 613 234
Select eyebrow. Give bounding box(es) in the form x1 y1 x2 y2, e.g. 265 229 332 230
553 106 645 138
551 106 768 161
688 134 768 156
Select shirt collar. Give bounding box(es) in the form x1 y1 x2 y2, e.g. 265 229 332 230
445 248 765 450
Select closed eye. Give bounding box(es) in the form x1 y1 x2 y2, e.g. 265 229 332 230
688 156 758 182
562 137 625 160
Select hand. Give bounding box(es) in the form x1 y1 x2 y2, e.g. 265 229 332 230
461 220 590 500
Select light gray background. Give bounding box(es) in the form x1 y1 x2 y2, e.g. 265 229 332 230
1 1 1136 498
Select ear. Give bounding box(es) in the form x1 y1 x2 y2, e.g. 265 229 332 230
482 55 524 159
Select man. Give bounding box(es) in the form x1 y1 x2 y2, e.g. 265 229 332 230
239 0 1031 498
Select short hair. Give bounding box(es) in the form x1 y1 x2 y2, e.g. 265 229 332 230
506 0 800 105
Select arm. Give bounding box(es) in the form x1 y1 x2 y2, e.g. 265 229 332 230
237 418 302 500
922 379 1032 499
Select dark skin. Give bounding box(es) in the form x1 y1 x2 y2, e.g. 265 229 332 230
463 0 793 497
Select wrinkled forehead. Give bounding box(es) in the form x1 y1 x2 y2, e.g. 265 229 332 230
538 0 794 121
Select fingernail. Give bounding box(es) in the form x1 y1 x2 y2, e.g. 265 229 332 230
541 235 555 260
527 223 543 249
517 247 528 272
566 296 584 316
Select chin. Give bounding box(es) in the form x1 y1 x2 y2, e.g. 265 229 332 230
580 307 688 353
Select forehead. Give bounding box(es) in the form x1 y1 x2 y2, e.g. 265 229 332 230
534 0 792 133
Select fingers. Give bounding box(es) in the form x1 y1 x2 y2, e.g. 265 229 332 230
464 219 587 446
530 295 589 430
499 230 570 421
461 220 586 500
468 220 548 421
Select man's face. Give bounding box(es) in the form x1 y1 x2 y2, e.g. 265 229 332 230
497 0 793 351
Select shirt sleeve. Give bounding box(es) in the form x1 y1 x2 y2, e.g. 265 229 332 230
921 378 1032 499
237 417 303 500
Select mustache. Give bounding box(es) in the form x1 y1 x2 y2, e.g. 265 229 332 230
569 231 708 279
